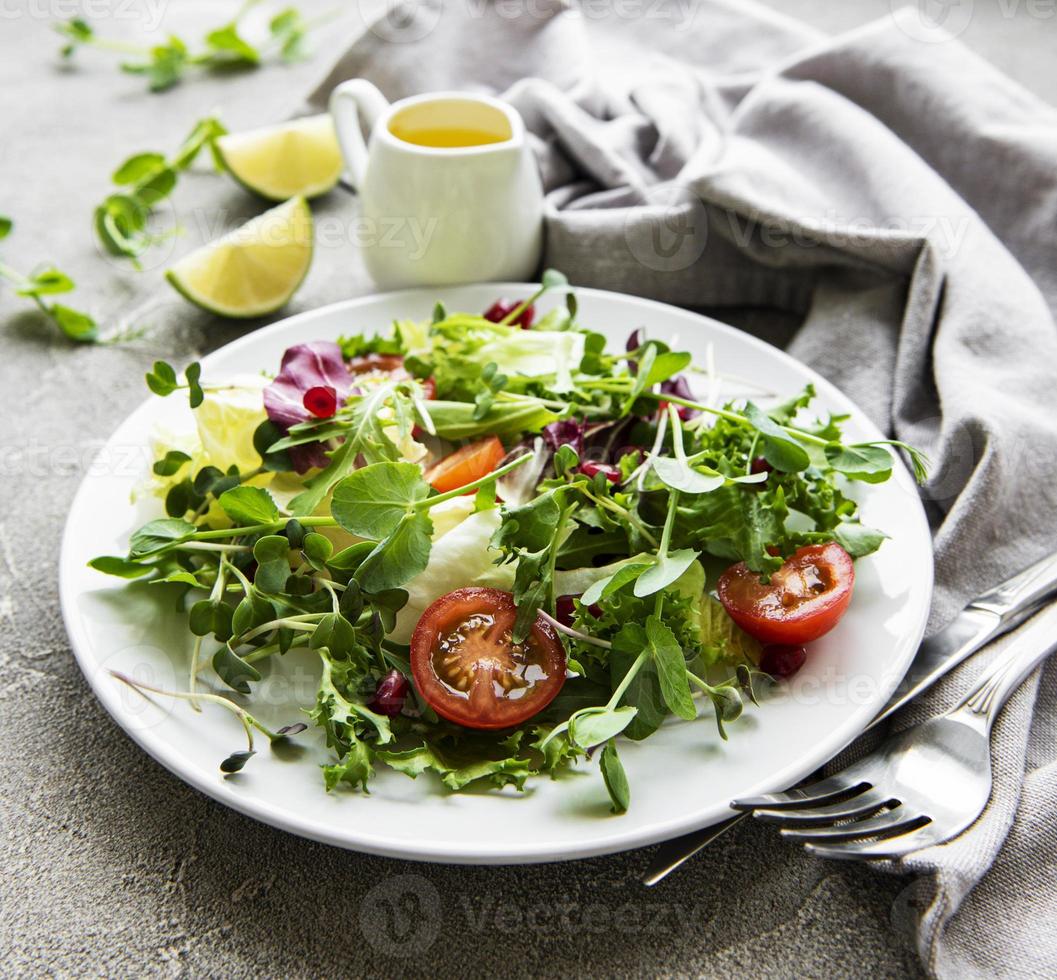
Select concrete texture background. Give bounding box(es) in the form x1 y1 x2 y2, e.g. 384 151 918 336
1 1 1053 976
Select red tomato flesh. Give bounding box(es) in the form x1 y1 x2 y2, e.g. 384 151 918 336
717 543 855 646
424 436 505 494
410 588 566 730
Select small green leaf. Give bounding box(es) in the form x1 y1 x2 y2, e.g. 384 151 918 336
824 443 893 483
0 216 11 239
633 550 700 598
219 486 279 526
204 23 261 64
220 750 255 773
833 522 888 558
643 350 691 387
185 362 204 409
647 616 696 721
112 152 166 185
18 268 75 297
353 512 433 592
129 518 195 557
212 644 261 694
581 562 652 606
331 462 431 538
146 360 178 396
745 403 811 473
231 594 274 636
88 555 151 578
50 304 97 342
600 741 630 814
568 705 638 750
651 456 725 495
152 449 192 477
302 532 333 564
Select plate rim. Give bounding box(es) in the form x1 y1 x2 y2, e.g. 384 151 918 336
59 283 934 864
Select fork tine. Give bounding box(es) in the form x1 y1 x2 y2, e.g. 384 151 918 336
751 788 893 825
779 808 926 843
804 822 937 861
732 776 868 811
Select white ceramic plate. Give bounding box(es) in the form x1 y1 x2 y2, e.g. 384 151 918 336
60 284 932 864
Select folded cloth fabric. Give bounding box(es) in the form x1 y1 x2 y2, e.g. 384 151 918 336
307 2 1057 974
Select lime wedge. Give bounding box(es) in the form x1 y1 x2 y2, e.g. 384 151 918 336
215 115 343 202
165 197 313 319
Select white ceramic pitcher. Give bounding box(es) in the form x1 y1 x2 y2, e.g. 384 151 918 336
329 81 544 289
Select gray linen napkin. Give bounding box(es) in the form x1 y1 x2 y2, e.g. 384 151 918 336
304 1 1057 974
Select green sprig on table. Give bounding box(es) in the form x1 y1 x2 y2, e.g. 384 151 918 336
0 216 97 342
95 115 227 266
55 1 321 93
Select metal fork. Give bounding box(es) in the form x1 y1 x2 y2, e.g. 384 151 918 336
730 603 1057 860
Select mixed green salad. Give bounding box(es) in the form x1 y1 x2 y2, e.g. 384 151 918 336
93 271 926 814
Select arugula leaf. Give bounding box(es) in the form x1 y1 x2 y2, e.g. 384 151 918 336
647 616 696 721
322 737 374 792
378 742 534 791
219 486 279 526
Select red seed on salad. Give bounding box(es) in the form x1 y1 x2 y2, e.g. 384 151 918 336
483 298 535 328
580 460 621 483
302 385 338 419
368 670 410 716
759 644 807 679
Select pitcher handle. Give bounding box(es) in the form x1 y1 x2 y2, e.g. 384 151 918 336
329 79 390 190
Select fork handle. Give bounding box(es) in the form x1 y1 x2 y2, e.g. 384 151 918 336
954 603 1057 730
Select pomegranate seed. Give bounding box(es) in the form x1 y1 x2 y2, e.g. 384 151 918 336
555 595 602 627
368 670 409 716
760 644 807 679
303 385 338 419
483 299 535 328
580 460 621 483
750 457 772 475
555 595 577 627
420 377 437 400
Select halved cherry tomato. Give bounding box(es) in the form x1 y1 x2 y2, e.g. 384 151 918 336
424 436 505 493
347 353 409 378
410 588 566 730
717 542 855 645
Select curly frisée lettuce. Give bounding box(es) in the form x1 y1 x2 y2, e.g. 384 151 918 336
91 270 927 815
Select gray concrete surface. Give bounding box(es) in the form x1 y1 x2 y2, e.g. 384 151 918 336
2 0 1052 976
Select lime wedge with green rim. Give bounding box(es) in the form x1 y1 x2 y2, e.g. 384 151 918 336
215 115 343 202
165 197 313 319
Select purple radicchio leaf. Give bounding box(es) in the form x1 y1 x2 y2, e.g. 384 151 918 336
263 342 353 473
542 418 586 456
660 374 700 420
